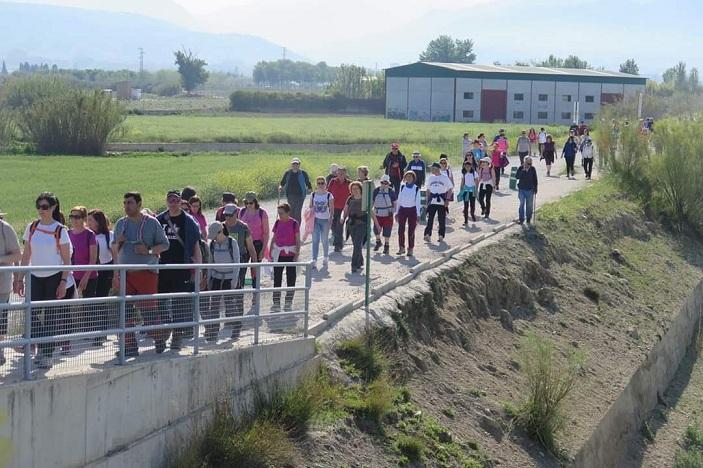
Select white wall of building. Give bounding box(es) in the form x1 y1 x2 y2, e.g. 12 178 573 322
407 77 432 121
454 78 482 122
555 81 579 124
386 77 408 119
577 82 601 123
430 77 454 122
482 79 507 90
602 83 625 95
507 80 532 125
530 80 556 125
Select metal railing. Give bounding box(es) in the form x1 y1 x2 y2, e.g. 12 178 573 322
0 261 312 382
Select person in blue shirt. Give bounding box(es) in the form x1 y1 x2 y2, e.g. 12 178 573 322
561 136 579 180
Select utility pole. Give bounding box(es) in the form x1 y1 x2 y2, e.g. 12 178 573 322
138 48 144 76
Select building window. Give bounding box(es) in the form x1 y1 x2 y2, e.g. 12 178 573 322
562 95 572 102
585 95 595 103
561 112 572 120
537 112 548 119
538 94 548 102
462 110 474 118
463 92 474 100
584 113 595 120
513 111 525 119
514 93 524 101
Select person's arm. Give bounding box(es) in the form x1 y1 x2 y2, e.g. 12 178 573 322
79 239 98 292
328 195 334 220
278 171 287 192
56 242 71 299
293 231 301 262
304 172 312 191
533 168 538 193
381 155 388 171
245 234 258 263
16 236 31 296
415 189 422 217
261 212 270 253
342 202 349 223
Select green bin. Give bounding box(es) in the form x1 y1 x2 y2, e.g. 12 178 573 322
509 167 519 190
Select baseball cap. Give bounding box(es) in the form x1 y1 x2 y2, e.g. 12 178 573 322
166 189 181 200
391 143 399 150
244 191 257 202
291 158 301 165
380 174 391 183
207 222 224 240
412 150 421 156
223 204 239 216
221 192 236 203
431 162 441 169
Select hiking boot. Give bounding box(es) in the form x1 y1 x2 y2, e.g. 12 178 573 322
155 339 166 354
373 239 382 252
383 244 390 255
396 247 406 256
423 235 431 242
407 249 414 257
170 336 182 352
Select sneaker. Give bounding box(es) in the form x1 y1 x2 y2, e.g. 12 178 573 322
155 339 166 354
333 247 342 253
407 249 414 257
373 239 382 252
397 247 406 255
481 208 485 216
484 215 490 220
438 236 444 243
0 349 6 366
463 220 468 226
311 260 318 271
518 219 524 225
34 355 52 369
423 235 431 242
322 257 329 268
383 244 390 255
170 337 182 352
472 214 477 222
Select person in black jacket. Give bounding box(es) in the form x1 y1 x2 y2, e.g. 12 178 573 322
515 156 538 225
382 143 407 193
278 158 312 223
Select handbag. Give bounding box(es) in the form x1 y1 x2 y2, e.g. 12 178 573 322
500 154 510 168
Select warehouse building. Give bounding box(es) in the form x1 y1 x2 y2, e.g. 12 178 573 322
384 62 646 125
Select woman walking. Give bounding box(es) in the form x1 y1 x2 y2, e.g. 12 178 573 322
490 144 503 190
439 157 455 202
239 192 270 289
87 209 113 345
268 204 301 315
528 128 538 156
477 158 496 220
68 206 98 348
562 135 579 179
188 196 208 240
542 135 556 177
459 160 478 224
395 171 421 257
309 176 334 269
343 181 367 274
372 175 397 255
204 222 240 342
16 193 74 369
580 131 595 180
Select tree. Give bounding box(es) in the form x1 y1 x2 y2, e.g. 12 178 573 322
174 49 208 93
329 64 367 98
534 54 591 69
619 59 639 75
419 35 476 63
1 61 7 76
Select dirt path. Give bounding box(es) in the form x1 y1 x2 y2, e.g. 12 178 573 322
205 155 596 329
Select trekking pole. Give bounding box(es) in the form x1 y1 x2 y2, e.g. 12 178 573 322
532 191 538 225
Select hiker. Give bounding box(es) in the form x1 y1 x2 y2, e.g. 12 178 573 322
181 187 197 206
239 192 269 289
0 210 21 366
156 190 202 351
462 132 472 158
578 120 588 136
278 158 312 223
562 135 579 180
493 128 510 171
516 130 532 165
538 128 548 157
528 128 538 155
516 156 538 225
357 166 370 182
477 133 488 151
188 196 208 240
16 192 74 369
439 157 455 203
459 160 478 224
327 166 351 253
112 192 170 358
343 181 368 274
470 140 484 168
395 171 421 257
326 163 339 185
309 176 334 270
424 162 453 243
215 192 237 222
372 175 397 256
382 143 407 194
269 203 301 314
477 157 496 220
490 144 503 190
68 206 98 347
580 131 595 180
222 204 258 329
407 151 426 188
87 209 113 345
542 135 556 177
203 222 240 342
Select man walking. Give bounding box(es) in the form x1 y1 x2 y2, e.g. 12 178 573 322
407 151 426 188
516 130 532 165
156 190 202 351
0 210 21 366
515 156 538 225
278 158 312 223
215 192 237 222
327 166 351 253
424 162 453 243
382 143 407 193
112 192 170 357
538 128 548 157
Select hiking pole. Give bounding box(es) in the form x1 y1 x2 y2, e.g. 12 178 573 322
532 190 538 225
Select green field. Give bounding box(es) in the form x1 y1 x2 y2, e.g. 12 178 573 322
121 114 566 145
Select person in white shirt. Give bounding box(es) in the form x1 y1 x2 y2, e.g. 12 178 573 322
394 171 421 257
423 162 454 243
309 176 334 269
538 128 548 157
459 160 479 224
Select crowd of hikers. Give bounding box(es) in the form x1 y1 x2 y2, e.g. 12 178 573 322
0 125 596 369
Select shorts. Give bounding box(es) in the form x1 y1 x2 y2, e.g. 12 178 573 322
375 215 393 237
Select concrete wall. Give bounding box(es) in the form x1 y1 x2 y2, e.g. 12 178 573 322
430 77 454 122
0 338 318 468
574 281 703 467
386 76 408 119
506 79 532 125
455 78 482 122
408 77 432 121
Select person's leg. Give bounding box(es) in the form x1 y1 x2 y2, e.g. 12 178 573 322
391 177 401 194
485 185 493 217
283 255 297 311
407 209 417 252
251 240 264 288
519 152 525 165
203 278 220 341
397 209 407 252
312 217 322 262
289 197 305 223
424 205 437 237
463 200 469 224
332 208 343 250
494 167 501 189
525 190 534 223
478 187 486 214
169 269 192 350
351 224 364 271
234 265 247 317
469 193 476 221
321 219 330 261
437 204 447 238
272 266 284 310
518 189 526 222
38 273 62 359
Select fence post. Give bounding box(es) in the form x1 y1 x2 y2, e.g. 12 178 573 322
22 272 32 380
303 263 311 338
254 264 261 345
118 267 126 366
193 268 201 355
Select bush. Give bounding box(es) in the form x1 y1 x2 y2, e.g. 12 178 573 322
514 333 584 452
676 425 703 468
1 76 124 155
153 82 182 97
0 110 16 146
336 334 387 382
229 90 384 114
364 374 395 423
396 435 426 463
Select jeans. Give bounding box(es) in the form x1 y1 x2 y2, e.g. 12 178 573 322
331 208 344 250
479 184 493 217
519 151 528 165
158 269 193 343
518 189 535 223
397 207 417 249
463 193 476 222
565 156 576 176
273 254 296 310
75 277 97 334
312 217 330 261
288 196 306 224
204 278 239 339
350 222 366 270
390 176 402 194
424 204 447 238
583 158 593 178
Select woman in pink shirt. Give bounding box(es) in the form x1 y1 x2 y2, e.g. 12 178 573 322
490 144 503 190
239 191 270 289
268 203 300 316
188 196 207 239
68 206 98 348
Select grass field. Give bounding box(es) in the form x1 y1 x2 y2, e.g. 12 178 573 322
123 94 230 113
1 150 387 232
121 114 567 145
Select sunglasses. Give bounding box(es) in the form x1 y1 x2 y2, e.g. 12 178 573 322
245 201 256 205
316 182 325 186
224 213 235 218
381 181 390 185
69 214 83 220
36 204 51 210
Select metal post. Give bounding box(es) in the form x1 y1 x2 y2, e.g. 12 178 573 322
303 263 311 337
193 268 201 355
23 272 32 380
118 268 126 365
254 264 261 345
363 180 374 331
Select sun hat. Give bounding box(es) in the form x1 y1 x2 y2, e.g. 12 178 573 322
481 157 491 164
412 150 421 156
380 174 391 183
291 157 301 164
207 222 224 240
223 204 239 216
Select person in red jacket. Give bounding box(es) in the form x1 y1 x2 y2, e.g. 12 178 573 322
327 166 351 252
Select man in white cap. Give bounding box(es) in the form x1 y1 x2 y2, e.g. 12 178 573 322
278 158 312 223
0 209 21 365
407 150 426 188
371 175 397 255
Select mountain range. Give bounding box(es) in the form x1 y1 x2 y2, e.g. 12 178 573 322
0 1 302 73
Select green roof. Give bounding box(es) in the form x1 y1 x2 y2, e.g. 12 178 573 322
385 62 647 85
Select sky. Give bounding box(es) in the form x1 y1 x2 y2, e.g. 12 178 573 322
4 0 702 77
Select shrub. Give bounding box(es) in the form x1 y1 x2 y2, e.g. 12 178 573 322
153 82 182 97
229 90 384 114
363 374 395 423
336 333 387 382
396 435 426 463
0 110 15 146
514 333 585 452
676 426 703 468
1 76 124 155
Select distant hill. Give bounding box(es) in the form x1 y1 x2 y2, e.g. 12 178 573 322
0 2 303 74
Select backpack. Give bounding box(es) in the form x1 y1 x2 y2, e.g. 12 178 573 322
309 192 331 209
28 220 64 253
209 237 236 263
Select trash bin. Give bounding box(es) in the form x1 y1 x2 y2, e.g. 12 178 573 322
509 167 519 190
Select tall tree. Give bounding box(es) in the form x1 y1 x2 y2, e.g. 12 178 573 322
535 54 591 69
174 49 209 93
619 59 639 75
419 35 476 63
1 60 7 76
329 64 367 98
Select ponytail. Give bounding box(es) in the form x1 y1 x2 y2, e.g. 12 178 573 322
35 191 65 224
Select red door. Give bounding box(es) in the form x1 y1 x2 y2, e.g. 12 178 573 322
481 90 507 122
